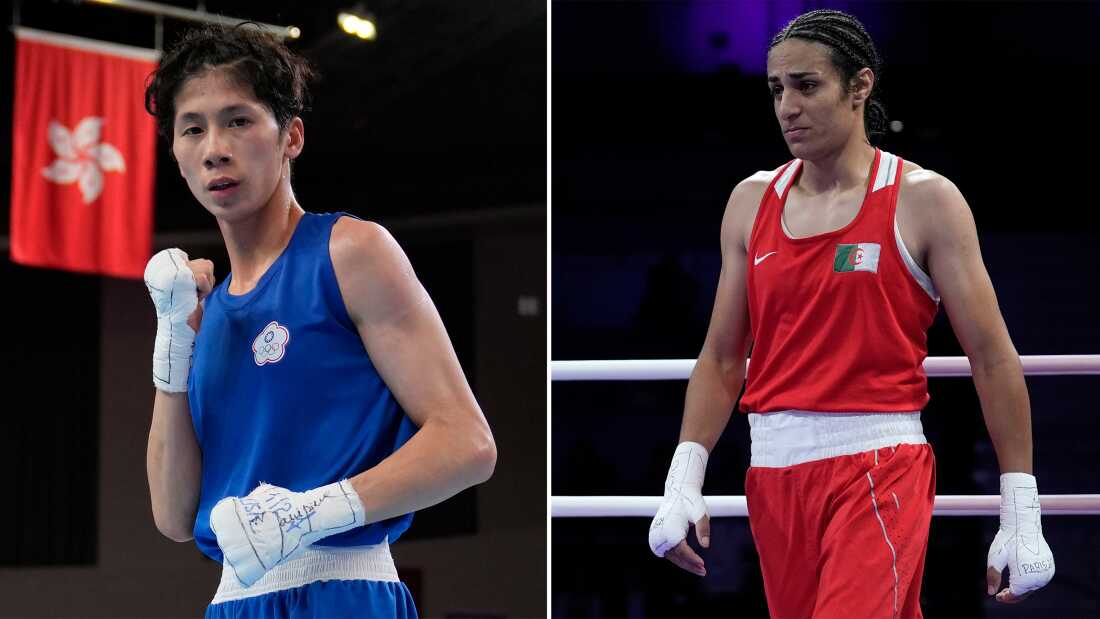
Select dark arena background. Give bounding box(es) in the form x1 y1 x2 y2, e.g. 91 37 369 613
0 0 545 617
552 1 1099 618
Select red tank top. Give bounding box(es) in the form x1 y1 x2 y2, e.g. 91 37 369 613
739 149 939 414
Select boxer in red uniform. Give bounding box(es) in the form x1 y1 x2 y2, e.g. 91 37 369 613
647 10 1054 618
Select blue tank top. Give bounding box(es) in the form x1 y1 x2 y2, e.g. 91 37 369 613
188 211 417 562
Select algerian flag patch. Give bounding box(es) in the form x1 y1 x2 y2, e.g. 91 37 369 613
834 243 881 273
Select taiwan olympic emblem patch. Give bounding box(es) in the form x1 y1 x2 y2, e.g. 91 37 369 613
252 320 290 366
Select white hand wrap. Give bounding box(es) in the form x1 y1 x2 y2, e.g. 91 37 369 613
649 441 709 557
144 248 198 392
210 480 368 588
987 472 1055 596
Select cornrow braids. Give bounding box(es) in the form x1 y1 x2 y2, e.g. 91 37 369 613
770 9 887 143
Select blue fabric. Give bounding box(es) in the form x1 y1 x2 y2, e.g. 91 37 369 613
205 579 418 619
189 212 418 562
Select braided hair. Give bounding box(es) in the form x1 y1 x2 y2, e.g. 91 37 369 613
770 10 887 144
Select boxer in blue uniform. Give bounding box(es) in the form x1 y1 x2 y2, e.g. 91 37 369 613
142 25 496 618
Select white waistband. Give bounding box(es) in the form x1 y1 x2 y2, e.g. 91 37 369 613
747 410 926 468
211 541 399 605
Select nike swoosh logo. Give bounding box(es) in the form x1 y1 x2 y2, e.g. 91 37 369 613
754 251 777 266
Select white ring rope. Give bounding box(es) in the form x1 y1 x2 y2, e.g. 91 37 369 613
552 495 1100 517
553 354 1100 517
551 355 1100 381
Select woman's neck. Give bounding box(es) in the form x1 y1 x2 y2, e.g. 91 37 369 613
217 179 304 294
798 135 876 196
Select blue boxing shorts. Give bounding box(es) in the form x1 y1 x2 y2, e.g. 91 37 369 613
205 541 418 619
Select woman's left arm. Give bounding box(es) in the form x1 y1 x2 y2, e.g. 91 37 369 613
917 172 1031 475
330 217 497 524
914 171 1053 603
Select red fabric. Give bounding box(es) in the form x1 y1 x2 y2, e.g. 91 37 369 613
9 34 157 278
745 444 937 619
740 149 938 414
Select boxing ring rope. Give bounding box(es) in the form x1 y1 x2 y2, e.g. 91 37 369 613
552 495 1100 517
551 354 1100 517
551 354 1100 381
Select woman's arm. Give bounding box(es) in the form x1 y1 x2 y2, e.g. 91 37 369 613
329 218 496 524
917 172 1032 475
654 175 765 575
145 256 213 542
913 170 1051 603
679 175 763 451
147 390 203 541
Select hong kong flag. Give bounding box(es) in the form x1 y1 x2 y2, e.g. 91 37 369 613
10 27 159 279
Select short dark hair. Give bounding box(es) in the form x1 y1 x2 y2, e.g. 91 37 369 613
770 10 887 144
144 23 316 140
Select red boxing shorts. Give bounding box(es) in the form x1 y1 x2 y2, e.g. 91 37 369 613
746 442 936 619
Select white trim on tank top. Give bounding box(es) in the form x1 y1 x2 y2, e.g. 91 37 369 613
894 217 939 301
773 151 899 199
779 213 938 302
773 159 801 198
774 149 938 302
872 151 900 193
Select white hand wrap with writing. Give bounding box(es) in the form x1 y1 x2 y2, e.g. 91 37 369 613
144 248 197 392
211 481 368 588
649 441 709 557
987 472 1055 596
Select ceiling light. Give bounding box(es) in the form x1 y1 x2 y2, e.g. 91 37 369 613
338 11 377 41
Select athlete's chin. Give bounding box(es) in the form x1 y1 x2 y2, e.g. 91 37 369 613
785 140 815 160
203 197 260 223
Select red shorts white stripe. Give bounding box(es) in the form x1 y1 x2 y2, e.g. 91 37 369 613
745 442 936 618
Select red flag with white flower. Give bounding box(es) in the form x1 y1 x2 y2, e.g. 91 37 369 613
9 28 159 279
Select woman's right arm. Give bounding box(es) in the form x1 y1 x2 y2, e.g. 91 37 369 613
678 175 763 450
653 174 767 575
145 256 213 542
147 390 202 542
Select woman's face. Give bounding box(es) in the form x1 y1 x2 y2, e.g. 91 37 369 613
766 38 869 160
171 67 302 222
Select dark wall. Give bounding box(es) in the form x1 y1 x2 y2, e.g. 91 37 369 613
1 266 100 567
